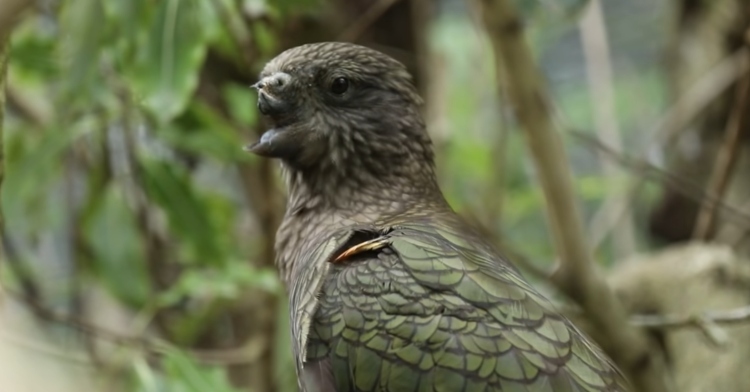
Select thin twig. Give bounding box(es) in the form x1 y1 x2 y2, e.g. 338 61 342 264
0 329 94 366
570 130 750 231
633 306 750 347
472 0 667 390
2 288 263 365
692 62 750 239
338 0 403 42
631 305 750 329
564 301 750 347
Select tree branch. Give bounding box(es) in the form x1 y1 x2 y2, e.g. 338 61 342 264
692 54 750 239
563 300 750 348
578 0 637 257
0 0 32 40
632 305 750 348
338 0 404 42
631 306 750 328
471 0 669 390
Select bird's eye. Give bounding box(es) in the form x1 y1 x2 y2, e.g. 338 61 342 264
330 77 349 95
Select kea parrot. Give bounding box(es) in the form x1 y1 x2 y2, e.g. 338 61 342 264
245 42 630 392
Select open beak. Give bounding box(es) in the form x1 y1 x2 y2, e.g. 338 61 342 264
244 72 296 157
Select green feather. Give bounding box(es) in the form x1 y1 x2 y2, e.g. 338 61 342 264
294 222 629 391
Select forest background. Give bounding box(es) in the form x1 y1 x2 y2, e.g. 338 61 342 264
1 0 750 391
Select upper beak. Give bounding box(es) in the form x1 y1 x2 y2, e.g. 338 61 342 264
257 90 289 116
253 72 292 116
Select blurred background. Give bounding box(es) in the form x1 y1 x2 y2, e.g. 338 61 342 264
1 0 750 391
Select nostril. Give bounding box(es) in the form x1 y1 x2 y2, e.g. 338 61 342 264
255 73 291 91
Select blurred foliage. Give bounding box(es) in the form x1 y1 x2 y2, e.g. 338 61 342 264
4 0 286 389
133 349 242 392
1 0 669 390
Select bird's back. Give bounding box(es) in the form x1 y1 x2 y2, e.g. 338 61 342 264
301 214 629 392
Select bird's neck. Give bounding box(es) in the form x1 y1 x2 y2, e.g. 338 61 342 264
280 109 442 217
274 159 449 285
283 161 446 219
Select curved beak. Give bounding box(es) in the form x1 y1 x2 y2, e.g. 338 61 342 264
253 72 293 116
245 72 298 157
257 90 290 116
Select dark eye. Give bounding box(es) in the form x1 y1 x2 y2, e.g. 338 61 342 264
330 77 349 95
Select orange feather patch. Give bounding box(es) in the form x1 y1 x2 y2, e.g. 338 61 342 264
332 237 390 263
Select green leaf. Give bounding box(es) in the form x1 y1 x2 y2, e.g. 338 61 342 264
162 349 241 392
2 123 92 231
157 262 280 308
269 0 322 16
127 0 218 123
250 22 278 56
138 159 224 264
84 184 149 307
103 0 152 68
133 357 164 392
58 0 105 101
9 19 59 79
222 83 258 127
157 100 251 162
132 350 240 392
103 0 150 43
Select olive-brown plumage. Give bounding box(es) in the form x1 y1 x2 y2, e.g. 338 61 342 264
247 42 630 392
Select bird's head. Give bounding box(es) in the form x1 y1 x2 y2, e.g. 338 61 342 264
245 42 434 178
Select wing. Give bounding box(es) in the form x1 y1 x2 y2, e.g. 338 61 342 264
288 228 355 390
305 222 630 392
291 226 394 392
